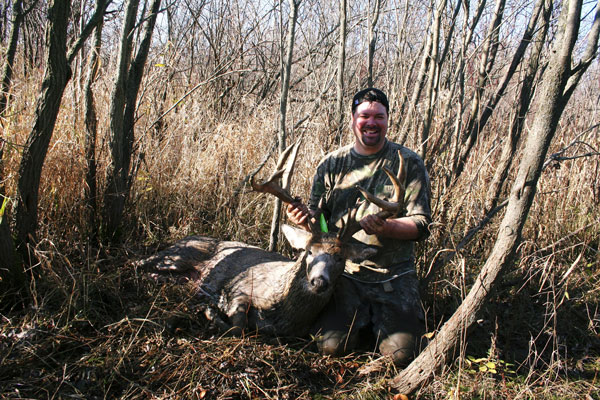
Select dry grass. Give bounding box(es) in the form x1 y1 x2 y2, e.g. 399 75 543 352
1 59 599 398
0 255 397 399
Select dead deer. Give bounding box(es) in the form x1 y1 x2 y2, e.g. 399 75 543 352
139 143 406 337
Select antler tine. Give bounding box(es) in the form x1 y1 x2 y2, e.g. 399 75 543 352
250 141 301 204
337 206 363 242
356 152 405 219
275 140 300 175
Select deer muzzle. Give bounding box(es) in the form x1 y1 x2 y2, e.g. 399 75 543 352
307 256 333 294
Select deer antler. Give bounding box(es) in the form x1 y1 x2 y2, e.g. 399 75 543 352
337 151 406 242
251 141 329 236
337 205 362 242
250 141 301 204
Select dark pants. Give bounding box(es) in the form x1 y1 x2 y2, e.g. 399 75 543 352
311 271 425 366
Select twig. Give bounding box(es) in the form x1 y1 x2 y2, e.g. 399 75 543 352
145 67 251 133
531 219 599 255
225 116 310 213
559 248 584 284
224 139 278 213
543 123 600 169
422 199 509 286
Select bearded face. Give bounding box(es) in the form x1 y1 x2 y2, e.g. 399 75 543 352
351 101 389 155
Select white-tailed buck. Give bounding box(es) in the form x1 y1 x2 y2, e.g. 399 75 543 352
140 143 406 337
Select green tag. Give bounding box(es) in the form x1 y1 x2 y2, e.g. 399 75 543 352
319 214 329 233
0 196 8 224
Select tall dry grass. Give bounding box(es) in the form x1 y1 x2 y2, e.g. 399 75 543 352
1 52 599 398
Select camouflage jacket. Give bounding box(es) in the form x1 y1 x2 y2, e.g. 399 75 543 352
309 140 431 281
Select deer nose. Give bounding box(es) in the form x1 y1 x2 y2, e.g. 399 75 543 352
310 276 330 293
308 257 332 293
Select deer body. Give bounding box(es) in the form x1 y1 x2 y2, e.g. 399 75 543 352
142 226 373 336
212 242 334 336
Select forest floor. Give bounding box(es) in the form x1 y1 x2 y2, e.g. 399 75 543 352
1 245 599 399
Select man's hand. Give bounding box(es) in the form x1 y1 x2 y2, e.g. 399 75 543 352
359 214 386 236
286 202 311 231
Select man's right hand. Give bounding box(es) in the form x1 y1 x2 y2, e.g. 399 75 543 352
286 202 311 231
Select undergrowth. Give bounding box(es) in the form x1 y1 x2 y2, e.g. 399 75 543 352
1 60 599 398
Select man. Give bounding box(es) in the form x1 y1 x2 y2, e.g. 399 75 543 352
286 88 431 366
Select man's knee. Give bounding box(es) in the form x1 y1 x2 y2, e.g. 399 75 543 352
379 332 418 367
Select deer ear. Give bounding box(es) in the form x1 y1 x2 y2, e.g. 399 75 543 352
281 224 312 250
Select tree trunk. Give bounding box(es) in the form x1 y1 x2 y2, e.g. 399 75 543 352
333 0 347 145
268 0 300 252
13 0 109 269
366 0 382 88
393 0 600 393
83 0 104 243
101 0 138 241
15 0 72 266
0 140 23 303
0 0 23 116
102 0 162 241
485 0 552 212
0 0 25 300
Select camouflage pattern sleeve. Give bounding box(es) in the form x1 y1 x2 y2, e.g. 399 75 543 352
401 147 432 241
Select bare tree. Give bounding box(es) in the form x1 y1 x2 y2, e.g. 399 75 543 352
0 0 41 115
397 0 434 145
0 139 23 302
0 0 25 293
366 0 382 87
102 0 163 241
417 0 447 159
0 0 6 41
268 0 300 252
485 0 552 212
21 1 45 76
83 0 104 242
333 0 347 144
0 0 44 303
150 3 175 141
392 0 600 393
453 0 506 179
0 0 22 116
418 0 463 159
444 0 487 188
14 0 110 269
